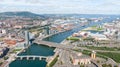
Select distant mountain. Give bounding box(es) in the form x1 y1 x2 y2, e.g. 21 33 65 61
1 11 118 19
0 11 46 19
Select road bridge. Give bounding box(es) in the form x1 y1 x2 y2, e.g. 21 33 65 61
33 39 72 50
16 55 51 60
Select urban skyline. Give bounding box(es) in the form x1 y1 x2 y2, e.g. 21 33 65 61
0 0 120 67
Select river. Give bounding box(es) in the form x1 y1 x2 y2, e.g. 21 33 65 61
9 15 118 67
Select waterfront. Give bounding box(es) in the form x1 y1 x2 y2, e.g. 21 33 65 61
18 44 55 56
9 15 117 67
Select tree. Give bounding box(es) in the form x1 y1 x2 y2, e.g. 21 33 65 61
0 62 3 66
80 64 84 67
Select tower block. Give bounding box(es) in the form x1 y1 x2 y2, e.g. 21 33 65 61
91 51 96 59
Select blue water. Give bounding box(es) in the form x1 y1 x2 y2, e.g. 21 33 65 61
10 59 47 67
9 15 119 67
18 44 55 56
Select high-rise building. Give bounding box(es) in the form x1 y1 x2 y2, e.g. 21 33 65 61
91 51 96 59
25 31 30 46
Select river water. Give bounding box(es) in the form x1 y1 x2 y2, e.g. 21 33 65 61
9 15 118 67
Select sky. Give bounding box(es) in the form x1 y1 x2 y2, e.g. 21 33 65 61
0 0 120 14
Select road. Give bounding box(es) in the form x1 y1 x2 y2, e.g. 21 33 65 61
53 49 79 67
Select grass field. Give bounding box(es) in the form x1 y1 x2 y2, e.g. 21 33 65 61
82 25 104 31
98 52 120 63
73 48 120 63
85 46 120 51
66 37 79 41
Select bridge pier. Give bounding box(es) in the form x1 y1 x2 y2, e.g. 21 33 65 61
20 57 23 60
27 57 29 60
45 57 49 62
16 55 50 61
39 57 41 60
33 57 35 60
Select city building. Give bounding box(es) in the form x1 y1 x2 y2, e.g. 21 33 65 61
91 51 96 59
71 52 91 65
89 33 109 41
4 39 17 47
0 48 3 56
15 42 25 49
25 31 30 46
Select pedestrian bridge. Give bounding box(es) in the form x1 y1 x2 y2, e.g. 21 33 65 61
15 55 51 60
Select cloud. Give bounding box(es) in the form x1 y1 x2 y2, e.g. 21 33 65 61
0 0 120 14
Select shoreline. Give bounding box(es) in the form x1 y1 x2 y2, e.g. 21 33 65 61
46 37 67 67
8 29 73 67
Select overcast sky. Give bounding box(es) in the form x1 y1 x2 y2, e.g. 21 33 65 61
0 0 120 14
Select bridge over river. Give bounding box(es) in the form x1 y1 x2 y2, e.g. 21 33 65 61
33 39 73 50
15 55 51 60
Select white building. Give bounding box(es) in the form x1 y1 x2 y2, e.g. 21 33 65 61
89 33 109 40
15 42 25 49
0 29 7 34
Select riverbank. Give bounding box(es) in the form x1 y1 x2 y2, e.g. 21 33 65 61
42 28 73 40
9 15 116 67
1 45 28 67
8 31 72 67
45 32 69 67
